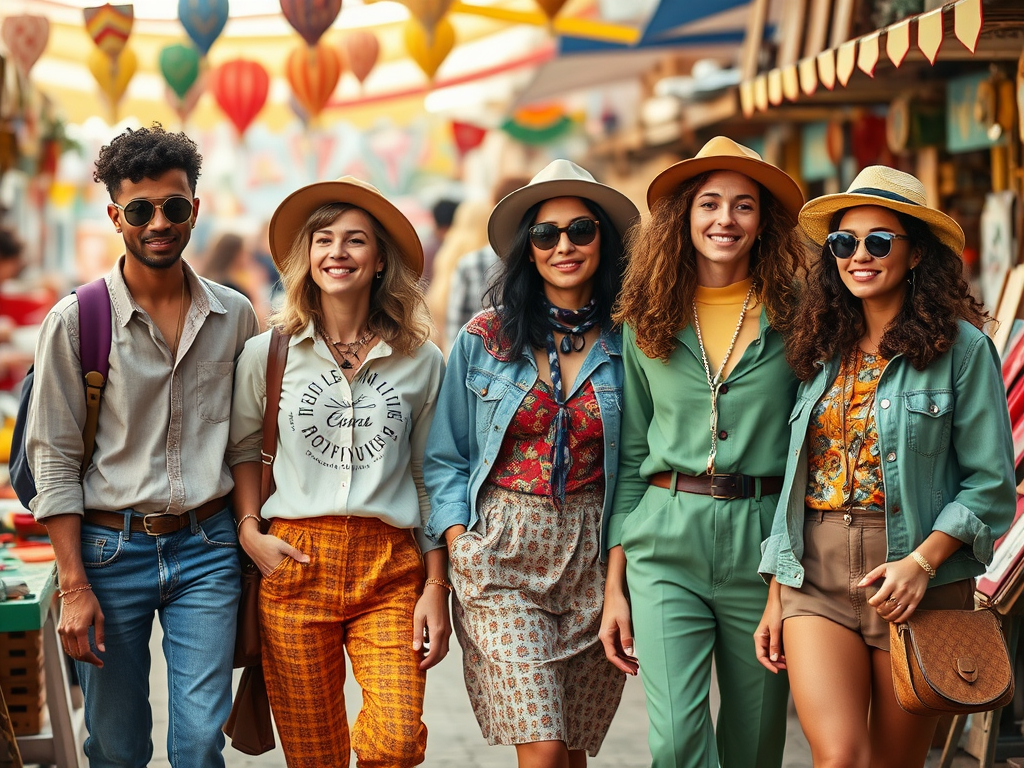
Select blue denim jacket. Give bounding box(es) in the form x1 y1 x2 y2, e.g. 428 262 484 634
423 314 623 557
761 320 1016 588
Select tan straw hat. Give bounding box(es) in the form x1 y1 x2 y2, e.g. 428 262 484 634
269 176 424 276
646 135 804 219
487 159 640 259
798 165 965 254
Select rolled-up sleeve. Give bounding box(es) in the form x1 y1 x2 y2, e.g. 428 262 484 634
933 333 1016 564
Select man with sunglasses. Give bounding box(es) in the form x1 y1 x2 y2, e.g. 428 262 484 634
25 124 259 767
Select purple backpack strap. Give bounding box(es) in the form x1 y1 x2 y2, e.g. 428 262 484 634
75 278 112 377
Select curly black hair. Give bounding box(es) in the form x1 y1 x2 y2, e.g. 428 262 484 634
785 209 989 379
93 123 202 199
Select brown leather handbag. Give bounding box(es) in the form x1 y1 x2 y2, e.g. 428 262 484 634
890 608 1014 716
224 328 290 755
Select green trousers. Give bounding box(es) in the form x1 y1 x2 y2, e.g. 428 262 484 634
620 483 789 768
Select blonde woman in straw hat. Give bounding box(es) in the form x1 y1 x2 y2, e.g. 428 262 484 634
228 177 451 767
756 166 1015 765
601 136 804 768
423 160 639 767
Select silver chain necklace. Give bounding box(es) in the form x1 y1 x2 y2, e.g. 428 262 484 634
691 283 755 474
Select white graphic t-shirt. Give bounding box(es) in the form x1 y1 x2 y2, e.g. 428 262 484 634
229 324 444 552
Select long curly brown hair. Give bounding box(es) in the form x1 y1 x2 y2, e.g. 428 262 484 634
613 172 803 361
785 209 990 380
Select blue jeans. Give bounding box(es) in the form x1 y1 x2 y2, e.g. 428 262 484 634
75 507 240 768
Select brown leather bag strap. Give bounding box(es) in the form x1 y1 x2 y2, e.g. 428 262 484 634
260 327 289 506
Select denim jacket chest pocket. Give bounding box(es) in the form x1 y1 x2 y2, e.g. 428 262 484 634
904 389 954 457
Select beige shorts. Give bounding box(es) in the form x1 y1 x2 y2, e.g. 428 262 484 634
780 508 973 651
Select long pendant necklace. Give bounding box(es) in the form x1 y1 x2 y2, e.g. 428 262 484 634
691 283 754 475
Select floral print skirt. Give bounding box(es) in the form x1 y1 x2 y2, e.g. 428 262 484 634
448 483 624 755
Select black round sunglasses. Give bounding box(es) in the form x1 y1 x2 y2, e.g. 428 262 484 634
114 196 194 228
826 230 911 260
528 219 599 250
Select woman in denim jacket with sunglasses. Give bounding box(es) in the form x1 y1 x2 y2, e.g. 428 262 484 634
756 166 1015 766
424 160 638 768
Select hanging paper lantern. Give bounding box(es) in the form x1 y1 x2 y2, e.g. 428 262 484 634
280 0 342 47
285 42 343 120
83 4 134 60
534 0 568 20
209 58 269 136
178 0 229 56
452 121 486 156
404 16 455 80
87 45 137 119
159 43 201 100
400 0 453 35
1 16 50 77
344 30 379 86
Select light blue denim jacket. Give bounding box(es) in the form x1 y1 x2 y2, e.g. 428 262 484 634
423 313 623 557
760 320 1016 588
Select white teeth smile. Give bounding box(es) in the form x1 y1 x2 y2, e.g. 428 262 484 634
710 235 739 243
851 270 878 277
325 267 355 275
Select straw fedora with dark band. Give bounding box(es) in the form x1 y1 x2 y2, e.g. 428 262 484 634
269 176 424 276
487 159 640 259
646 135 805 220
798 165 965 254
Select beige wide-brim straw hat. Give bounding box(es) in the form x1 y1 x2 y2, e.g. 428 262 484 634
798 165 965 254
269 176 424 276
487 159 640 259
646 135 805 220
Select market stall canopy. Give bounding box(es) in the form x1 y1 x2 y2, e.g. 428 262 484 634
1 0 644 131
512 0 756 107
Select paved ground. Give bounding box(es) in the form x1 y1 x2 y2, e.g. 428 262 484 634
129 624 995 767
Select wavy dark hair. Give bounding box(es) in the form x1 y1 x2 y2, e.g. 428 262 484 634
93 123 202 198
785 209 989 380
485 198 627 355
613 172 803 361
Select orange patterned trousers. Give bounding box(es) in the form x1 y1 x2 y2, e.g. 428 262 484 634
259 515 427 767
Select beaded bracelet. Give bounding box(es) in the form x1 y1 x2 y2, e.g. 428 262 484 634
236 514 262 535
425 577 453 592
910 551 936 579
58 584 92 604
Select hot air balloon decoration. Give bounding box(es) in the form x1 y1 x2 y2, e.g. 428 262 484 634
280 0 342 47
1 16 50 78
83 4 133 60
160 43 204 124
404 16 455 80
286 42 343 123
178 0 229 57
88 45 138 123
343 30 379 89
400 0 453 36
209 58 269 137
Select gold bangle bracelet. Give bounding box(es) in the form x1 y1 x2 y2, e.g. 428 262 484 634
911 550 936 579
236 514 261 535
425 577 453 592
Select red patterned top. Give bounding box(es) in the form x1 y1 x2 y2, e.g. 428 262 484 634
467 311 606 496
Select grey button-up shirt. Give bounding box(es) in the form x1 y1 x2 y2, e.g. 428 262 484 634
27 257 259 521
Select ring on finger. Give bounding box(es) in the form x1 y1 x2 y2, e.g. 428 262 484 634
885 597 898 604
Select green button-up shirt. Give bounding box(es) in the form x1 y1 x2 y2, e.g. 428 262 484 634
608 313 799 546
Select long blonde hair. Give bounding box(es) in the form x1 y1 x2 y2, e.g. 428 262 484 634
270 203 431 356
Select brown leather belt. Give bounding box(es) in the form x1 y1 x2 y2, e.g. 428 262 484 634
84 497 228 536
649 472 783 499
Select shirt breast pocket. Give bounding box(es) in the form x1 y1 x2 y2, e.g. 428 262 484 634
905 390 953 457
198 361 234 424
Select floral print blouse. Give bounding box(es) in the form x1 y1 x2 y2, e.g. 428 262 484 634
805 349 887 511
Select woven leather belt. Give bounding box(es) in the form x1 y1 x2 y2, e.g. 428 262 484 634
649 472 783 499
84 496 228 536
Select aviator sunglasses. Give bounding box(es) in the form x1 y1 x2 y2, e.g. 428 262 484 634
825 230 911 260
528 219 599 250
113 196 194 228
